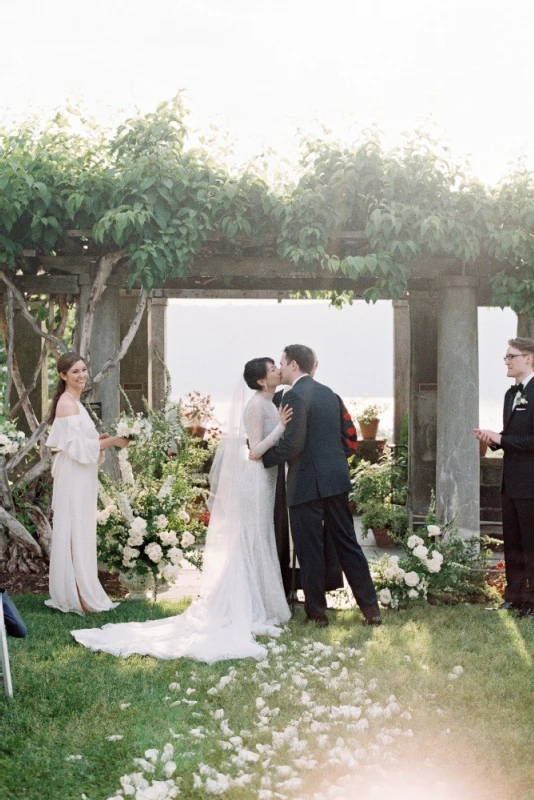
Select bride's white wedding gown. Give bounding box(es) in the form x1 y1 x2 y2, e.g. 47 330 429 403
71 390 291 663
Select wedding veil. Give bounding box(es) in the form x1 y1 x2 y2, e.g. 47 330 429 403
201 376 252 596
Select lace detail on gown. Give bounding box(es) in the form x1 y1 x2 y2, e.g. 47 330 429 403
71 391 290 662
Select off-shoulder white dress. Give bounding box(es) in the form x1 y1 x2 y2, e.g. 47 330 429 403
45 401 119 615
71 391 289 662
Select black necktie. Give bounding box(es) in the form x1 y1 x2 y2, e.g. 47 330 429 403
511 383 524 395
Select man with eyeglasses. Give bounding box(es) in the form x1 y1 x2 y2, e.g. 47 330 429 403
475 337 534 619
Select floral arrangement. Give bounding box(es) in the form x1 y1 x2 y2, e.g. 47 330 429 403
329 518 494 611
355 402 387 425
113 411 153 443
0 418 26 457
181 391 216 428
97 396 213 588
97 449 208 586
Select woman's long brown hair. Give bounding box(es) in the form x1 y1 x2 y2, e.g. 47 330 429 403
48 352 86 423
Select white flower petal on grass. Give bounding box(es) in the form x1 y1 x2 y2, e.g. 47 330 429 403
133 758 156 773
119 702 131 710
163 761 177 778
452 665 464 675
65 754 83 761
106 735 124 742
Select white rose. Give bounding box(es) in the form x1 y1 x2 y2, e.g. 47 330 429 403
426 558 442 573
155 514 168 531
388 555 400 566
408 588 419 599
159 529 178 547
404 571 420 587
96 509 110 525
384 568 397 581
168 547 183 565
181 531 195 548
413 544 428 560
431 551 443 564
122 546 140 567
427 525 441 537
146 542 163 563
161 564 181 583
132 420 142 435
378 588 392 605
127 531 144 547
0 435 9 445
130 517 147 535
178 508 190 522
407 535 424 550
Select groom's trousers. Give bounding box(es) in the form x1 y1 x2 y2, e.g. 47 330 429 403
288 492 378 620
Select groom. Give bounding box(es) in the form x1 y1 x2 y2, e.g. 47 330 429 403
263 344 381 626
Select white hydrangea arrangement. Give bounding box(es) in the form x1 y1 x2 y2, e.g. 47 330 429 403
96 447 208 588
0 418 26 457
329 519 492 611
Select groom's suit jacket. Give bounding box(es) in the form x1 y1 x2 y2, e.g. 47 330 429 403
498 378 534 498
263 376 351 507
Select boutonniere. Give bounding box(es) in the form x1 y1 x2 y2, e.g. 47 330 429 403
517 396 528 407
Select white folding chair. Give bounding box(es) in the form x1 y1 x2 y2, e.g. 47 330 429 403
0 601 13 699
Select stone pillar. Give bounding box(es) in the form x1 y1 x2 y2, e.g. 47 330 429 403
436 277 479 536
119 293 148 414
147 297 167 410
409 291 438 517
12 309 48 432
393 299 410 445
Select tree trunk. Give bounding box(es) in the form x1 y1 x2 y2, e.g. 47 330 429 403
517 312 534 339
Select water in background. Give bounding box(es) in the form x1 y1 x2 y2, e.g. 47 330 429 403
210 395 504 443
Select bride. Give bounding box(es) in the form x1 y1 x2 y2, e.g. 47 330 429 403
71 357 292 663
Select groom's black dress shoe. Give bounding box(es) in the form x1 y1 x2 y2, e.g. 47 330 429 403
498 601 521 611
363 615 382 626
1 588 27 638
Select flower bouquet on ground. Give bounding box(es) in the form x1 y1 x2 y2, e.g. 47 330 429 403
0 418 26 457
328 511 495 611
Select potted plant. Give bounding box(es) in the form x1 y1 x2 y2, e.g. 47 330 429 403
356 403 386 440
360 500 408 547
181 391 216 438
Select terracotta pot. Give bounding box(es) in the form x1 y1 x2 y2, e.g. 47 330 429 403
186 425 207 438
372 527 397 548
359 419 380 440
479 440 488 457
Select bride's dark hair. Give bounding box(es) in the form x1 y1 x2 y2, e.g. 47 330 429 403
243 357 274 390
48 351 86 423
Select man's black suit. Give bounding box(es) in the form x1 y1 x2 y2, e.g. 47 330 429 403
263 376 378 621
495 377 534 608
272 389 344 595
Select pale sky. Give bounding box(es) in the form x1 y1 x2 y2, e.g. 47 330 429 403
2 0 534 184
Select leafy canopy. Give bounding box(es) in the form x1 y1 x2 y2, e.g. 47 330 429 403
1 100 534 313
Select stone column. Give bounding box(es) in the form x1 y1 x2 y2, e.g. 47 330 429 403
409 291 438 517
147 296 167 410
436 277 479 536
119 292 148 414
393 299 410 444
89 276 121 430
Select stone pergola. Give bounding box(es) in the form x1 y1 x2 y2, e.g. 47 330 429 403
7 237 512 537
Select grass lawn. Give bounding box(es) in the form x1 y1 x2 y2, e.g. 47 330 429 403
1 595 534 800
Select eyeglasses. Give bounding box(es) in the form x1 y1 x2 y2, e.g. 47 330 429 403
503 353 528 362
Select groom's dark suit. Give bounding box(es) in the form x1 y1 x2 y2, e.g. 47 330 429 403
495 376 534 609
263 376 379 621
273 389 352 595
